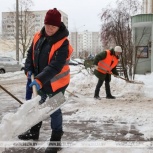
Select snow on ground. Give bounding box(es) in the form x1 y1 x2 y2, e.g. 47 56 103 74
0 65 153 153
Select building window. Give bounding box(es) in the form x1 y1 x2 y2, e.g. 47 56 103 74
7 25 11 28
136 46 148 58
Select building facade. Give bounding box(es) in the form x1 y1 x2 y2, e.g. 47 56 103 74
132 14 153 74
69 30 102 58
130 0 153 74
142 0 153 13
2 10 68 40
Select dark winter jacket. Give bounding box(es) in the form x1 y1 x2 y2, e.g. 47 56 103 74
94 49 119 81
25 22 69 94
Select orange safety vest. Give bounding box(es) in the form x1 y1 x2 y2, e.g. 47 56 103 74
32 32 73 92
97 50 118 74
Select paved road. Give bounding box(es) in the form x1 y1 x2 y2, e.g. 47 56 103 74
0 76 153 153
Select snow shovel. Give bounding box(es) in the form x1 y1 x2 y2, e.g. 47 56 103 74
0 91 66 141
112 74 144 85
16 74 67 132
0 75 67 141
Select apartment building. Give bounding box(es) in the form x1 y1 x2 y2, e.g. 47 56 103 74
69 30 102 58
142 0 153 13
2 10 68 39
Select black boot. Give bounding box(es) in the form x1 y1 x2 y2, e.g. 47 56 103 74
18 122 42 140
94 79 103 100
94 88 100 99
45 131 64 153
105 82 116 99
106 95 116 99
94 96 101 100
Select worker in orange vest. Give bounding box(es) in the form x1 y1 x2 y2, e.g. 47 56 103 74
18 8 73 153
94 46 122 100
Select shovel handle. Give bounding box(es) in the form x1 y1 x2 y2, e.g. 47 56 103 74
31 74 38 97
0 84 23 104
66 89 78 98
111 73 144 84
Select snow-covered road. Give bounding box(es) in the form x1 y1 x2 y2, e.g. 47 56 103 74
0 67 153 153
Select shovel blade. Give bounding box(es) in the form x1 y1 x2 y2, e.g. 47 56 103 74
6 92 66 139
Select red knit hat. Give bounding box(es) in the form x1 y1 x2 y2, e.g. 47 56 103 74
44 8 61 27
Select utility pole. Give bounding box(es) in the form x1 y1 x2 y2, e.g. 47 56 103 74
16 0 19 61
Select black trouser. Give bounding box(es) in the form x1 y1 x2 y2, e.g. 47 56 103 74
94 74 111 97
31 93 63 133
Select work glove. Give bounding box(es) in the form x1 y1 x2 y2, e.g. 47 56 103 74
27 71 32 79
29 79 41 91
93 65 97 69
114 75 119 78
107 71 112 74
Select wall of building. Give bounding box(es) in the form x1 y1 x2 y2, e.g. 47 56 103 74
132 14 153 74
134 27 151 74
0 39 15 51
143 0 153 13
1 10 68 40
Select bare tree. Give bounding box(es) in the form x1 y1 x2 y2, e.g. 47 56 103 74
18 0 35 58
4 0 35 58
100 0 141 80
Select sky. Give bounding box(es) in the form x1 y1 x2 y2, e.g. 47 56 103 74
0 59 153 152
0 0 116 32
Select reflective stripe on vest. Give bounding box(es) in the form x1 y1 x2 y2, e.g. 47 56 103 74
51 69 70 83
32 32 73 92
48 37 67 63
97 50 118 74
98 60 111 73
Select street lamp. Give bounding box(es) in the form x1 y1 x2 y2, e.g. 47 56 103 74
75 25 85 58
16 0 19 61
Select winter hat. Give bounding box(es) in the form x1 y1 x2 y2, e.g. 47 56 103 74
44 8 61 27
114 46 122 52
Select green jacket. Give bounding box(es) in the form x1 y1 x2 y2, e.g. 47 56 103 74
94 49 119 81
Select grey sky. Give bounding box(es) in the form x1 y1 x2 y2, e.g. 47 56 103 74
0 0 116 32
